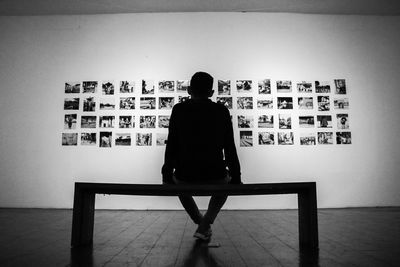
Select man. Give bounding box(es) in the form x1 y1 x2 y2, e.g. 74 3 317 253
162 71 241 241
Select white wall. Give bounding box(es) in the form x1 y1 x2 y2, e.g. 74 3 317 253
0 13 399 209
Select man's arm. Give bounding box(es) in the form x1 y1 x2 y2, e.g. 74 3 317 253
223 109 241 184
161 106 178 184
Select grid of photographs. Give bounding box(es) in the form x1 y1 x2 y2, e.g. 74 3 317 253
62 78 351 147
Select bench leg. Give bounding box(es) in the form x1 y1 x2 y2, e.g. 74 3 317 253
298 186 319 253
71 186 95 247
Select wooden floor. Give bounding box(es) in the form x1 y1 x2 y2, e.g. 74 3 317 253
0 208 399 267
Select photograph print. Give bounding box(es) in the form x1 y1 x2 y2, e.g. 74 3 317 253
300 133 316 145
299 116 315 128
120 81 135 93
276 80 292 93
156 133 168 146
258 132 274 145
64 98 79 110
237 97 253 109
99 116 115 128
218 80 231 95
136 133 152 146
142 80 155 94
140 115 156 128
99 132 112 147
81 133 96 146
159 80 175 93
257 99 273 109
334 79 347 94
277 97 293 109
83 97 96 112
140 97 156 109
297 81 312 93
119 97 135 110
258 115 274 128
82 81 98 93
115 133 131 146
159 97 175 109
317 132 333 145
238 115 254 128
64 114 77 130
317 115 332 128
99 98 115 110
158 115 170 128
298 97 313 109
240 131 253 147
279 114 292 129
317 96 330 111
337 114 349 129
65 82 80 94
336 132 352 144
236 80 252 93
216 97 233 109
315 81 331 93
119 116 134 128
81 116 97 128
258 79 271 94
278 132 294 145
177 80 189 93
102 81 115 95
178 96 190 103
334 98 349 109
62 133 78 146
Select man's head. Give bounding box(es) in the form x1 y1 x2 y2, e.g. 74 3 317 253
188 72 214 98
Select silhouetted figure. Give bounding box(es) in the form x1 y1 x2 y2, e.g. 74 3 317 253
162 71 241 241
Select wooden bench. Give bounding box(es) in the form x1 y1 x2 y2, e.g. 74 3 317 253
71 182 319 252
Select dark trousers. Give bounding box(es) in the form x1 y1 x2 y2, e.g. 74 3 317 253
173 175 229 225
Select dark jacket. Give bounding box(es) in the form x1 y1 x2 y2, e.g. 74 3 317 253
162 99 241 184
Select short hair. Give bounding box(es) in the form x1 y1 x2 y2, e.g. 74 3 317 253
189 72 214 96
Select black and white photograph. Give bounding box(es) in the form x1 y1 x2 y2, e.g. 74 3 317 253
216 97 233 109
299 116 315 128
65 82 80 94
83 97 95 112
258 132 274 145
99 116 115 128
297 81 312 93
81 133 96 146
300 133 316 145
278 132 294 145
64 98 79 110
237 97 253 109
102 81 114 95
317 115 332 128
317 96 330 111
119 97 135 110
315 81 331 93
334 79 347 94
62 133 78 146
115 133 131 146
158 115 170 128
142 80 155 94
298 97 314 109
99 132 112 147
140 97 156 109
337 114 349 129
258 79 271 94
336 132 352 144
119 116 134 128
218 80 231 95
277 97 293 109
156 133 168 146
99 98 115 110
178 96 190 103
120 81 135 93
279 114 292 129
176 80 189 93
239 131 253 147
258 115 274 128
140 115 156 128
334 98 349 109
158 80 175 93
82 81 98 93
136 133 152 146
318 132 333 144
257 99 273 109
81 116 96 128
159 97 175 109
238 115 254 128
64 114 77 130
236 80 252 93
276 80 292 93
